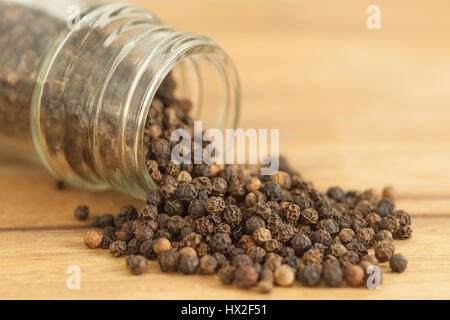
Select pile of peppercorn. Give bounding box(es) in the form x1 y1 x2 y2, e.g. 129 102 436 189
79 74 411 292
81 169 411 291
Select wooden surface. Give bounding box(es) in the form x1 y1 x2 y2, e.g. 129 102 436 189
1 0 450 299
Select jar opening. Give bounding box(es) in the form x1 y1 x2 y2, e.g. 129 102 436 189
135 45 240 198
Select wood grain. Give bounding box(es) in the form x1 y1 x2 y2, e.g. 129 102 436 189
0 0 449 299
0 216 448 300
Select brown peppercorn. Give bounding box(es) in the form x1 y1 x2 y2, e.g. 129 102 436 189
218 264 236 285
84 230 103 249
246 177 263 192
180 232 203 249
244 191 266 207
74 205 89 221
222 205 242 228
339 250 360 267
389 253 408 273
234 265 259 288
382 185 396 200
328 243 348 258
377 215 400 235
179 246 197 258
196 242 211 257
199 255 218 274
339 228 355 244
360 255 379 265
392 209 411 226
176 170 192 185
209 164 220 177
258 280 273 294
109 240 127 257
238 235 256 250
134 225 153 241
194 216 214 236
158 250 180 273
153 237 172 255
357 227 376 245
365 212 382 228
344 265 365 287
270 171 292 189
299 208 319 225
193 177 213 194
376 230 393 242
284 203 301 224
260 268 275 284
205 196 226 214
264 239 282 253
232 254 253 267
324 254 340 267
178 254 199 274
375 240 395 263
274 265 295 287
128 255 148 276
394 224 412 240
264 253 283 272
253 227 272 244
302 248 324 265
317 219 340 236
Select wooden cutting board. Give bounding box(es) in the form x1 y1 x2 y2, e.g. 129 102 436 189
0 0 449 299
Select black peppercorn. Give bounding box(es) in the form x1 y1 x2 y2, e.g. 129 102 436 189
389 253 408 272
74 205 89 221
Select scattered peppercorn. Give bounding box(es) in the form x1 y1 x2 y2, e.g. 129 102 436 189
158 250 180 273
375 240 395 263
234 265 259 288
110 240 127 257
77 77 413 293
323 264 343 287
297 264 322 287
84 230 103 249
153 237 172 255
344 265 365 287
74 205 89 221
178 254 199 275
274 265 295 287
199 255 218 274
127 255 148 275
218 264 236 285
382 185 396 200
389 253 408 273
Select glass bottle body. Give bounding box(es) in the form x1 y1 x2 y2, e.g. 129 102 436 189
0 0 240 199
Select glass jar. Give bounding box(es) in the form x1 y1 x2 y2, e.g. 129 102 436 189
0 0 240 199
